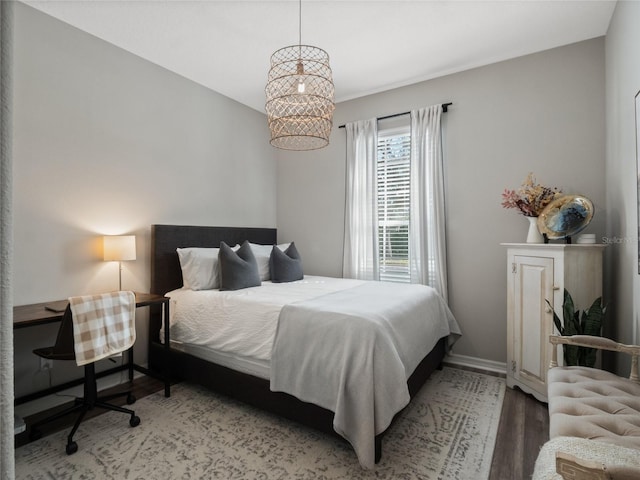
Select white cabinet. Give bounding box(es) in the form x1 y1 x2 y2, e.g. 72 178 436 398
503 244 605 402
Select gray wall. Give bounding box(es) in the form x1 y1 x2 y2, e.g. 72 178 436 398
13 3 277 406
605 0 640 372
277 38 606 365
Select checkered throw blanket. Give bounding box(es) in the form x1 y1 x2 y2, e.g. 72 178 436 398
69 291 136 366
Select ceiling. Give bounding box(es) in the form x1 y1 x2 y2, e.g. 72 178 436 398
23 0 616 113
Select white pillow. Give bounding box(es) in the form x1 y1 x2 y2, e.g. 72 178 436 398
176 247 220 290
249 243 290 281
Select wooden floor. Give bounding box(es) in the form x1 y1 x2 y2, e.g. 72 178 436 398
16 374 549 479
489 385 549 480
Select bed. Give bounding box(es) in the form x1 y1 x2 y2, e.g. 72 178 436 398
147 224 460 468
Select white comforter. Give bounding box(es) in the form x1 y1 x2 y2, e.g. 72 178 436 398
166 276 461 469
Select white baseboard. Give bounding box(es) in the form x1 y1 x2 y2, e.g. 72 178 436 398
444 353 507 376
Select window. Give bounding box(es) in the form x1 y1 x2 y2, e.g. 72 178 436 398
377 124 411 283
344 106 446 297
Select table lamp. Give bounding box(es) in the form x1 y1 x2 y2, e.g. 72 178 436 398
103 235 136 291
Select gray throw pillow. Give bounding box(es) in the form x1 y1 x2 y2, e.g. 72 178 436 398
218 240 261 291
270 242 303 283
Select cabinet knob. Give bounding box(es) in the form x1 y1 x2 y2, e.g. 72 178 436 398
553 286 560 290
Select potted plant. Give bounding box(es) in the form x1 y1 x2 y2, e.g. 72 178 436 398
546 289 607 367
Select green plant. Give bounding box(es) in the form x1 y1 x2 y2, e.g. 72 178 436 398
546 289 607 367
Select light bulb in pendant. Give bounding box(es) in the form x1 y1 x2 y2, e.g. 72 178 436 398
296 60 305 94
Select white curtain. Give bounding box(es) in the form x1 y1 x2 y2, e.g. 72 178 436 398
343 119 379 280
0 1 15 478
409 105 448 301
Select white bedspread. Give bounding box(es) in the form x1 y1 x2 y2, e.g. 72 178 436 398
166 276 365 361
166 276 461 469
270 281 460 469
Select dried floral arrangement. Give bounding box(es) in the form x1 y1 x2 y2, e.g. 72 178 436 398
501 173 562 217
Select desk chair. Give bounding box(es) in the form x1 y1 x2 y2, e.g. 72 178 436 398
29 304 141 455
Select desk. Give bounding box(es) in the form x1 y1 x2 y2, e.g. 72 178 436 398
13 292 171 403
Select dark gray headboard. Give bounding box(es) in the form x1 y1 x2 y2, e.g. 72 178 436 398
150 224 277 295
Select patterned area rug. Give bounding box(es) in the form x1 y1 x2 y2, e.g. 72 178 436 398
15 367 505 480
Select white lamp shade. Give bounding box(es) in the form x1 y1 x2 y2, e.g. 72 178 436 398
103 235 136 262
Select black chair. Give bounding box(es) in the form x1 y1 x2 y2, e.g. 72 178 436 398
29 304 141 454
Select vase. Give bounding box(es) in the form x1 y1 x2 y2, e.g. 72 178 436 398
526 216 544 243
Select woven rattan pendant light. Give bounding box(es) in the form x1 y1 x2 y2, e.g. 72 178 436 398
265 0 335 151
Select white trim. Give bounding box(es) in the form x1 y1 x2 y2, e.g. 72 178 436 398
444 353 507 375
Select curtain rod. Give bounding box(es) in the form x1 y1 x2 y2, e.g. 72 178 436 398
338 102 452 129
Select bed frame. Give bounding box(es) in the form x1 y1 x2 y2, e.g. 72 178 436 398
147 224 447 463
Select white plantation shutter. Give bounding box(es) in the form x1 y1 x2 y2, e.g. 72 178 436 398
377 126 411 283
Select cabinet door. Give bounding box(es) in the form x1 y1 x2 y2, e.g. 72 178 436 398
512 255 554 399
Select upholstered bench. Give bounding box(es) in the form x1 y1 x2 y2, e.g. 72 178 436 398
547 365 640 449
534 335 640 480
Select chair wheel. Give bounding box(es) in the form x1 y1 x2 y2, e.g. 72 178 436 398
66 441 78 455
29 429 42 441
130 415 140 427
126 393 136 405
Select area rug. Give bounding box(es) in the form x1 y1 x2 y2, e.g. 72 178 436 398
15 367 505 480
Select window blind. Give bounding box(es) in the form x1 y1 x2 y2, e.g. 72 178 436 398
377 127 411 283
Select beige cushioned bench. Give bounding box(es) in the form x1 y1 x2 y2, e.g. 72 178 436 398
548 366 640 448
534 335 640 480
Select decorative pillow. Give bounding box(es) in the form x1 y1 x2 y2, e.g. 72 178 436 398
176 247 220 290
270 242 303 283
219 240 262 291
250 242 291 281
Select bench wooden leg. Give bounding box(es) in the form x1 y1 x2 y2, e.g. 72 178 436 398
556 452 609 480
